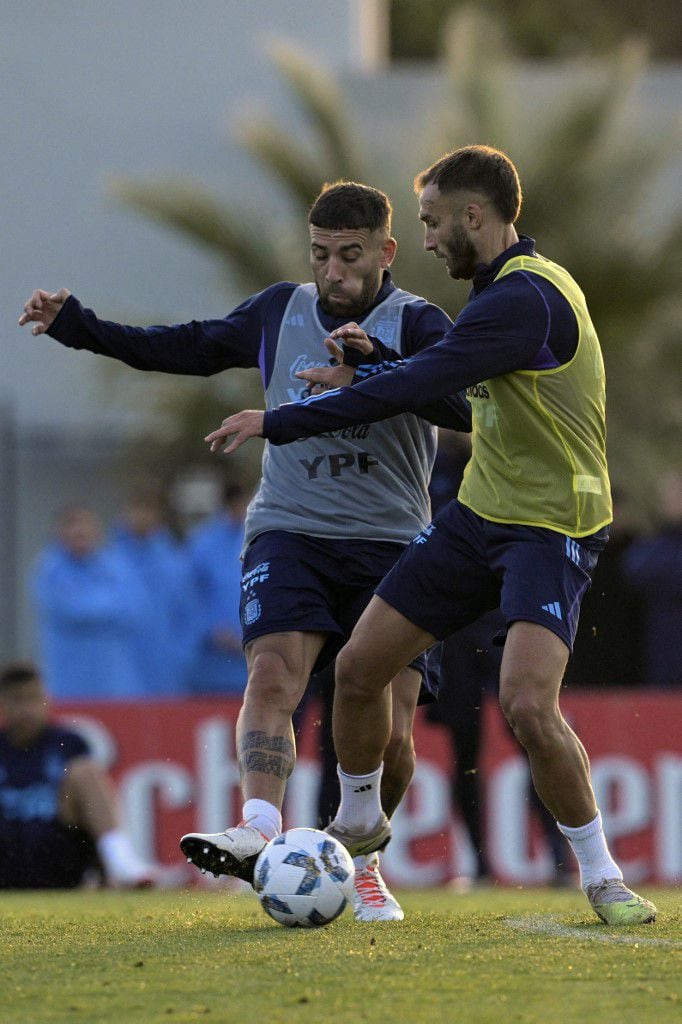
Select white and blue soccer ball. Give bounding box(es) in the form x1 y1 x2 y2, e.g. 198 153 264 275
253 827 355 928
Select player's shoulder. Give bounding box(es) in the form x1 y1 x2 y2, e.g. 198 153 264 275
236 281 299 319
469 265 557 319
389 284 431 308
493 259 574 306
394 289 452 326
252 281 300 303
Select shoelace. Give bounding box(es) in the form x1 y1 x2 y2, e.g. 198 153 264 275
587 879 631 904
235 821 271 843
355 866 390 907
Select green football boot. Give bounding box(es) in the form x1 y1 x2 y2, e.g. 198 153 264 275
585 878 657 926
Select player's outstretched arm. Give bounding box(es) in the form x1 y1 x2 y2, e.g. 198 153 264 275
19 288 71 335
18 284 285 377
205 410 265 455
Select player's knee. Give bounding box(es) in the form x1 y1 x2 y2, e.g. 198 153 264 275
335 642 370 697
499 690 560 755
63 756 101 792
245 651 302 713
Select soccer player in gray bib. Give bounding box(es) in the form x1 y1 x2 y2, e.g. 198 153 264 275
20 182 471 922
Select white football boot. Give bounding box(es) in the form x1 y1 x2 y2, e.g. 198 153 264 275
180 823 268 883
351 853 404 922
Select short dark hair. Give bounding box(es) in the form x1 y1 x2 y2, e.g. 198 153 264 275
0 661 41 690
308 181 393 233
414 145 522 224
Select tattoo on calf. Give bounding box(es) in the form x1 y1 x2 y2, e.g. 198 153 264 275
238 731 295 781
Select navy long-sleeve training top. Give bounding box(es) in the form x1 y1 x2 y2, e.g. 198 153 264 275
47 272 470 431
263 237 579 444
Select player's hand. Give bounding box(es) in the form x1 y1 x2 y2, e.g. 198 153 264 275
295 327 372 391
19 288 71 335
297 341 354 391
205 410 264 454
328 322 373 353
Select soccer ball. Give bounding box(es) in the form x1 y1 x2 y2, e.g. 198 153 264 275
253 827 355 928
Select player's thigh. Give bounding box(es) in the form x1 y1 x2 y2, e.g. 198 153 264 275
245 630 328 710
499 621 570 710
241 531 354 677
492 521 603 657
375 502 500 642
340 596 437 691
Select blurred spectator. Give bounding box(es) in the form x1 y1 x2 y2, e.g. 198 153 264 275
565 489 644 687
621 470 682 687
31 505 144 699
0 661 153 888
186 479 249 695
111 487 197 697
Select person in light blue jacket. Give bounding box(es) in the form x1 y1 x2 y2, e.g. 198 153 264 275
110 488 197 698
31 506 144 699
186 479 250 695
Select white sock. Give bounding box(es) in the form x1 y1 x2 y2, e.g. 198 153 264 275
335 763 383 832
557 810 623 890
242 798 282 841
97 829 150 884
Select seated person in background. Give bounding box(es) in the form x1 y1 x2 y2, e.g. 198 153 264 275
0 661 154 889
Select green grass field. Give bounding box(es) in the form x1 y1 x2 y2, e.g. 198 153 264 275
1 886 679 1024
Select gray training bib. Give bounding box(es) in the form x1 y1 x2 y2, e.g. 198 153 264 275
244 283 437 548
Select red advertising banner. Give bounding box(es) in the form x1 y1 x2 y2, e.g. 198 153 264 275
57 691 681 887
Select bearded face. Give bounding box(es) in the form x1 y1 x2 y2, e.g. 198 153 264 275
418 183 482 282
309 226 395 318
439 222 480 281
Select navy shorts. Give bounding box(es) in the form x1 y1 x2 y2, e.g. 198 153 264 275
240 530 428 680
377 501 608 653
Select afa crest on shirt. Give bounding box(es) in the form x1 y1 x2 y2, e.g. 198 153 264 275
243 599 262 626
373 319 398 346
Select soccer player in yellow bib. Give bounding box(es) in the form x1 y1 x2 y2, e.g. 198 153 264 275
206 146 656 926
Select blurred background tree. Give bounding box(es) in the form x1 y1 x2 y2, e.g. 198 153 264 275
112 6 681 520
388 0 682 60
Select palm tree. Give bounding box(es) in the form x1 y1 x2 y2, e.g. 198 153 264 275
112 9 682 518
